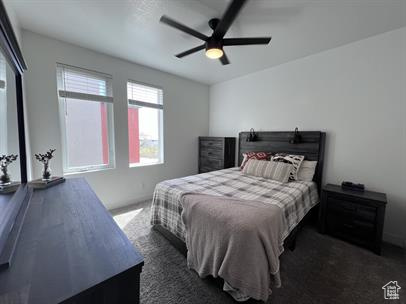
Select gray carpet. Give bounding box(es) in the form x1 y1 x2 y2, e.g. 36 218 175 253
112 201 406 304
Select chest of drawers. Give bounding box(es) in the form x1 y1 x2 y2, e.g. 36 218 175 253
199 137 236 173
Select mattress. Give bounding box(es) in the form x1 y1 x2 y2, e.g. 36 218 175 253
150 167 319 242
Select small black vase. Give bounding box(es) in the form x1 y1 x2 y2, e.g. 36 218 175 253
0 166 11 185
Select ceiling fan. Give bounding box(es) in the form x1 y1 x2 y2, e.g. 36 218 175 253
160 0 272 65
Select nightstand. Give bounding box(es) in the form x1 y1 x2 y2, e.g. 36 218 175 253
319 184 387 255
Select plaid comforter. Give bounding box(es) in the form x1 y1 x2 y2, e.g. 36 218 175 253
150 167 319 242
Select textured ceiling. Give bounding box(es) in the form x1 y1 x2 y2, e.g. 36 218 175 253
7 0 406 84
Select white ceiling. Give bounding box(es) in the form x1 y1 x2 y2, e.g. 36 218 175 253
7 0 406 85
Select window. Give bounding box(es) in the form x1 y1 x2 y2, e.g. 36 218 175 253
56 64 115 173
127 81 163 166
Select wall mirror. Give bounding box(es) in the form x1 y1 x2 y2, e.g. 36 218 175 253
0 0 29 270
0 48 20 187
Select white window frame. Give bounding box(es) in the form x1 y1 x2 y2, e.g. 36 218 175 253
56 64 115 174
127 80 164 167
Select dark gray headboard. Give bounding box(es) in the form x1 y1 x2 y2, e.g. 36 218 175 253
238 131 326 193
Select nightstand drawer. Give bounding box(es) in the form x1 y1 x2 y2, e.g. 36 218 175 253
327 197 376 223
326 212 375 241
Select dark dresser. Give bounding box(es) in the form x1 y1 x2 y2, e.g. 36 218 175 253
199 137 236 173
0 178 144 303
319 184 387 255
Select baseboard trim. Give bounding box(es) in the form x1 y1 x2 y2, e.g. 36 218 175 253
109 196 152 215
383 232 406 248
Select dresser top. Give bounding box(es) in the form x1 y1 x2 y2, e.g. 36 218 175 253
324 184 387 203
199 136 235 140
0 178 143 303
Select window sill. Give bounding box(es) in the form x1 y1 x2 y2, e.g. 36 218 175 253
129 162 164 168
64 166 115 176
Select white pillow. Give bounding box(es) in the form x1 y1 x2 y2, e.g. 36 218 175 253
297 161 318 182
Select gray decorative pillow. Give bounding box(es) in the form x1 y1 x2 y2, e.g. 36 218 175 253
272 153 305 181
242 159 293 183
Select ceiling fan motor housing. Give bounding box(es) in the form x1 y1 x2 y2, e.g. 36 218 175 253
208 18 220 31
206 38 223 51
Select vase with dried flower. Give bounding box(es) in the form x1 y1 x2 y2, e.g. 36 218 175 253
35 149 56 181
0 154 18 185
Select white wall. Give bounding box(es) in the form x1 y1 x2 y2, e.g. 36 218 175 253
210 27 406 247
22 30 209 210
3 0 22 45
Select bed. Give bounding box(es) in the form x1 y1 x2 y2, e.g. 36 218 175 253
151 131 325 301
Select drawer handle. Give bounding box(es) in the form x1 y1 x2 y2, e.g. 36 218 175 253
343 223 355 229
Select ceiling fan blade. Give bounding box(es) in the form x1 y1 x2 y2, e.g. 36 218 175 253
175 45 205 58
223 37 272 46
214 0 248 39
219 52 230 65
160 15 208 41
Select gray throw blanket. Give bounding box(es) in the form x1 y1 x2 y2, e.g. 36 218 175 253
181 194 285 302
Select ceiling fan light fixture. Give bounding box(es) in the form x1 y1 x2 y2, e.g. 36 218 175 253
205 39 224 59
205 48 223 59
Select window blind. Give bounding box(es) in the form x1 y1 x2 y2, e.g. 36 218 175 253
57 64 113 103
127 81 163 110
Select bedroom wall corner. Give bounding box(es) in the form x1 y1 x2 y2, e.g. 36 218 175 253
22 30 210 210
209 27 406 248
